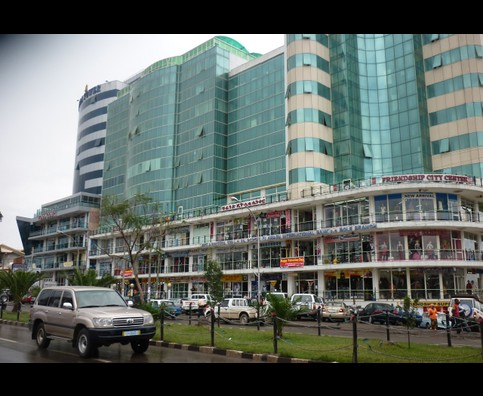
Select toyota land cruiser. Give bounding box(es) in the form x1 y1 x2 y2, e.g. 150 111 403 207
29 286 156 358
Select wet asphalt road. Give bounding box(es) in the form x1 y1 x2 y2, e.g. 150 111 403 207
0 324 264 363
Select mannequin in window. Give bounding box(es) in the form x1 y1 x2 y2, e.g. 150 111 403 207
426 240 434 259
380 204 386 222
380 240 388 261
397 240 404 260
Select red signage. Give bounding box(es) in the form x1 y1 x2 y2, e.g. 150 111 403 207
280 257 304 268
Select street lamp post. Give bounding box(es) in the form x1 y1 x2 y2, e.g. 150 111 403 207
230 197 261 330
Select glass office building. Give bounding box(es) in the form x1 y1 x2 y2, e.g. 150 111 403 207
79 35 483 304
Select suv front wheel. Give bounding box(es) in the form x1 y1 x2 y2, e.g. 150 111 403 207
131 339 149 353
77 328 97 358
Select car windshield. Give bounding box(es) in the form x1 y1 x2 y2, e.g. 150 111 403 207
77 290 127 308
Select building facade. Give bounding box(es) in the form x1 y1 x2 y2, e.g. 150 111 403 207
73 80 127 195
52 34 483 304
17 193 101 285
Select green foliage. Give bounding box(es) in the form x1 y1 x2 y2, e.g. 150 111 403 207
66 268 117 287
30 285 41 298
401 295 420 329
100 193 166 304
0 270 44 312
264 294 300 338
204 259 224 306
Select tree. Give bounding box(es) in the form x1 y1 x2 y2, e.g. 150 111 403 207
0 270 44 312
98 193 170 305
66 268 117 287
401 295 420 329
264 294 300 338
203 259 224 307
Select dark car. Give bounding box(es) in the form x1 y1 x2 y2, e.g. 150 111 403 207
397 308 422 327
150 299 182 318
358 302 403 325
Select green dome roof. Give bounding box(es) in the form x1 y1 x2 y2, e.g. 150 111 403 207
215 36 248 53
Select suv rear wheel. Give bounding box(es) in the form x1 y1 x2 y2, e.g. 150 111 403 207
35 323 51 349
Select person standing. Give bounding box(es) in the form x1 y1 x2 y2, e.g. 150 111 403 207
466 280 473 294
452 299 463 334
428 304 438 331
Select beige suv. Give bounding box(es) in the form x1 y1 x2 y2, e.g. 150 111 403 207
29 286 156 358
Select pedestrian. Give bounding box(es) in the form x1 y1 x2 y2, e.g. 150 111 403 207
466 280 472 294
451 298 465 334
428 304 437 330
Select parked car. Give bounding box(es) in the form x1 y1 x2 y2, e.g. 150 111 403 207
358 302 402 325
150 299 182 318
290 293 326 320
207 298 258 324
397 308 423 327
448 294 483 332
168 298 183 308
21 293 36 304
419 311 448 330
322 301 351 322
181 293 212 314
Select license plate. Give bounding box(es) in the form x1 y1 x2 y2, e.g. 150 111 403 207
122 330 141 336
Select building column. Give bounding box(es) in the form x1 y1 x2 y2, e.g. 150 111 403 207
406 269 411 299
317 270 325 298
372 268 380 300
287 273 297 296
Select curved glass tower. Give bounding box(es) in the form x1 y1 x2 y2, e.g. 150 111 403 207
73 80 127 194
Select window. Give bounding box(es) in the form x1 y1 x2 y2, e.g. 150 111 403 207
303 53 312 66
303 81 313 93
432 55 442 69
305 138 314 152
439 138 450 153
363 144 373 158
430 34 440 42
285 85 292 99
476 46 483 58
306 168 315 182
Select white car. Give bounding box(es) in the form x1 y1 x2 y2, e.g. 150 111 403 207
419 311 448 330
207 298 258 324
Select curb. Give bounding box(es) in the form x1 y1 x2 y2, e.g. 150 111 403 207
0 319 28 327
150 340 319 363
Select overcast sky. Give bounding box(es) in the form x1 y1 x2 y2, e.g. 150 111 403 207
0 34 285 249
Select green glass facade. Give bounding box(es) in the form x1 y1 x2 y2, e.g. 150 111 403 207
101 34 483 216
227 54 286 200
329 34 432 183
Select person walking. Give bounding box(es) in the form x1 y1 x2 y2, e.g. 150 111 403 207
428 304 438 330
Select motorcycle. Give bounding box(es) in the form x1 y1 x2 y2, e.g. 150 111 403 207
451 311 471 333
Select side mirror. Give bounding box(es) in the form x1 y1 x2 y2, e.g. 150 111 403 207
127 300 134 307
62 302 73 310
